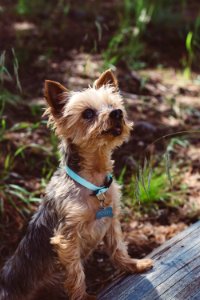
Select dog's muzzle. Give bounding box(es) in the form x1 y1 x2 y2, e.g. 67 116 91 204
102 109 124 137
109 109 123 120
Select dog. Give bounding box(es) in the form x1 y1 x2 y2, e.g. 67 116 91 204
0 70 153 300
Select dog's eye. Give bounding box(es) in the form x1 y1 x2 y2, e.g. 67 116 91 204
82 108 96 120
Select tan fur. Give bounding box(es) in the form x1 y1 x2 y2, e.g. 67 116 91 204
93 69 118 90
44 70 153 300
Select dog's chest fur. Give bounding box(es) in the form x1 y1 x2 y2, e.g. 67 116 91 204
79 215 112 258
48 170 120 258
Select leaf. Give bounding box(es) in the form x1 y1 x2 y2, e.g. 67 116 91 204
14 143 51 157
10 122 30 131
29 197 41 203
147 166 153 193
14 145 27 156
95 21 102 42
134 175 140 204
1 118 6 130
9 184 30 195
117 167 126 185
8 190 28 203
0 51 12 83
12 48 22 93
4 154 11 170
0 198 4 214
186 31 193 53
164 152 173 187
7 184 40 204
139 162 150 200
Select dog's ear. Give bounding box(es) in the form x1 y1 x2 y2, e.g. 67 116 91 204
94 69 118 90
44 80 68 118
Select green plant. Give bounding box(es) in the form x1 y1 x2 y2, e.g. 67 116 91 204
166 137 189 153
117 167 127 185
121 148 186 209
0 50 22 91
30 104 43 117
6 184 41 204
14 143 51 158
4 153 14 173
12 48 22 93
0 50 22 118
9 121 40 132
0 51 12 84
183 31 194 78
16 0 70 16
127 163 173 206
103 0 154 69
182 16 200 78
0 184 41 217
0 118 6 142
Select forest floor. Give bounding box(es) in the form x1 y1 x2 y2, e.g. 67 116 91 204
0 1 200 295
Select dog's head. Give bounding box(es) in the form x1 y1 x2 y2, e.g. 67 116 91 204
44 70 133 151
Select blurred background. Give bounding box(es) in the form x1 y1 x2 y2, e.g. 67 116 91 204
0 0 200 294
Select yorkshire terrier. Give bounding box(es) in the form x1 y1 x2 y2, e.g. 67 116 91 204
0 70 153 300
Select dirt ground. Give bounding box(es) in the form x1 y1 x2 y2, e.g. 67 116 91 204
0 1 200 295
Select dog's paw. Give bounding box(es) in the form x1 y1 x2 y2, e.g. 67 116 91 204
134 258 153 272
125 258 153 273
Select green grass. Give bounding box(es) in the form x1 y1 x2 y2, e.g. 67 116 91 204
5 184 41 204
0 48 60 220
0 183 41 218
16 0 70 16
0 51 12 83
0 49 22 121
103 0 153 69
182 16 200 78
130 170 172 204
119 153 185 211
0 107 59 218
0 50 22 93
103 0 200 72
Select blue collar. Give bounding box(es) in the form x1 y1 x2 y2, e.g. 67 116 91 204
65 166 113 196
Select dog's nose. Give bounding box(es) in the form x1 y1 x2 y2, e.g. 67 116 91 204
109 109 123 120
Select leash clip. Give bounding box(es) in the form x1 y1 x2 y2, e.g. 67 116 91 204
96 193 106 208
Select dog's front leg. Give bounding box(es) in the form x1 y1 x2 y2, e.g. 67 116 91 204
104 218 153 273
51 233 96 300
